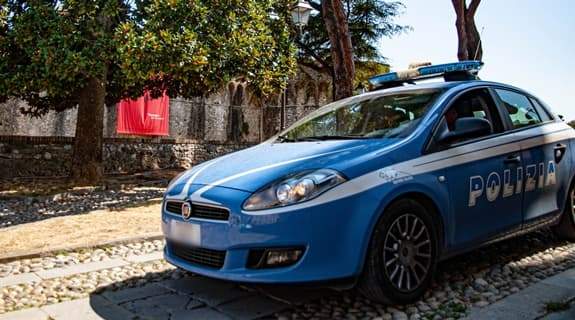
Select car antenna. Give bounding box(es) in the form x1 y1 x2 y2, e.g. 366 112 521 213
474 27 485 61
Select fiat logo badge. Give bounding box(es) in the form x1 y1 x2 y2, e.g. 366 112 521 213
181 202 192 220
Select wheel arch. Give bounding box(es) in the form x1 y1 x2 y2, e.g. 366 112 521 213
383 192 446 255
559 167 575 216
356 188 448 303
358 184 450 276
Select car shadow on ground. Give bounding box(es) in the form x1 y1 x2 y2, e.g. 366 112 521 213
88 229 575 320
88 269 338 320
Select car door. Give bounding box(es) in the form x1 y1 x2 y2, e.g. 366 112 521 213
429 88 524 248
494 89 572 225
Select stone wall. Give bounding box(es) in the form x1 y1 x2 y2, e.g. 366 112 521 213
0 136 253 179
0 66 332 143
0 66 332 179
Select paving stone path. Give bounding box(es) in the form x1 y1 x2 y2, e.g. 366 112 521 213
2 230 575 319
0 253 333 320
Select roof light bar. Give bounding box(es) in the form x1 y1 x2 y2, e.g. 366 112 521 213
368 61 484 89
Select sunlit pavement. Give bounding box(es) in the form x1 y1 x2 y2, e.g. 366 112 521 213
2 230 575 319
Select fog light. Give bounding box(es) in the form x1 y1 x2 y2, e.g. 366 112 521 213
247 248 305 269
266 249 303 267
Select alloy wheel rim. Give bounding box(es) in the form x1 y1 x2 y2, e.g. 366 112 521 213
383 213 432 293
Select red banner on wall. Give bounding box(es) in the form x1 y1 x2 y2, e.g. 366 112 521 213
117 91 170 136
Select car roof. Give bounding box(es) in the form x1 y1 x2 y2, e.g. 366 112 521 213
361 80 532 99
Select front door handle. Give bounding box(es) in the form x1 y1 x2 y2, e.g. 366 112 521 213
554 143 567 163
504 155 521 165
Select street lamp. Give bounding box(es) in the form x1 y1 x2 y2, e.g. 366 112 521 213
291 0 313 31
280 1 314 132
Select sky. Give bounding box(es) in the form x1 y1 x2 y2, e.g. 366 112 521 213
379 0 575 120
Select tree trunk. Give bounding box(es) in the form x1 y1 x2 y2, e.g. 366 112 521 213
452 0 482 61
70 75 106 184
452 0 469 61
322 0 355 101
465 9 482 61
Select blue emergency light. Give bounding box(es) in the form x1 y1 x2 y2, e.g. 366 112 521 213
369 61 484 90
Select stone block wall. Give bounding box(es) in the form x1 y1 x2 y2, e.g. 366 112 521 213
0 66 332 178
0 66 332 143
0 136 253 179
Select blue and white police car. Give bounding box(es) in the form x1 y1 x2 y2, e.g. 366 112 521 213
162 61 575 304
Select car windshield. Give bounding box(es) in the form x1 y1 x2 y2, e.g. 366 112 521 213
278 89 444 142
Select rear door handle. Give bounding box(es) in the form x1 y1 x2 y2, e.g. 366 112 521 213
504 155 521 164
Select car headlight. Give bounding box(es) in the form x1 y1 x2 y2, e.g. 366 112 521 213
243 169 347 211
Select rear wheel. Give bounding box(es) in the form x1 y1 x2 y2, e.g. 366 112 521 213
358 199 438 305
552 186 575 241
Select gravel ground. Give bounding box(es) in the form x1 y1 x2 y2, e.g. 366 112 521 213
1 230 575 319
0 187 164 228
0 240 164 278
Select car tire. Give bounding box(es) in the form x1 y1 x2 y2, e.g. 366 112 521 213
358 198 438 305
552 185 575 241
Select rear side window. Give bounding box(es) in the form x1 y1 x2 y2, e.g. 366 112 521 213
495 89 543 129
529 98 553 122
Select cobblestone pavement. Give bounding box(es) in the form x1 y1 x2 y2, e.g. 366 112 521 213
0 240 164 278
465 267 575 320
1 230 575 320
0 186 164 228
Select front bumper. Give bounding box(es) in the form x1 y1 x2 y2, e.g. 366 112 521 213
162 184 381 283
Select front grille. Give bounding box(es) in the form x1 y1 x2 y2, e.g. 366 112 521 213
168 241 226 269
192 204 229 221
165 201 230 221
165 201 183 215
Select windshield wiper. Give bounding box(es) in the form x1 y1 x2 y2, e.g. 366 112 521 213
276 135 296 143
277 135 374 143
297 135 372 141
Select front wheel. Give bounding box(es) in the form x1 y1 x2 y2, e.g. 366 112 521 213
552 186 575 241
358 199 438 305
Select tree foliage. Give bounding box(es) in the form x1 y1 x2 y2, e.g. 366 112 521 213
0 0 296 181
0 0 296 116
298 0 408 73
117 0 296 101
354 60 389 89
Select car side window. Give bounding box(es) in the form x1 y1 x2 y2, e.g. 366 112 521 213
495 89 543 129
439 88 502 144
529 98 553 122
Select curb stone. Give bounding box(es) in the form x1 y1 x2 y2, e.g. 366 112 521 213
465 267 575 320
0 233 164 264
0 251 167 289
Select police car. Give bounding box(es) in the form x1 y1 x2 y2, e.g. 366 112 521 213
162 61 575 304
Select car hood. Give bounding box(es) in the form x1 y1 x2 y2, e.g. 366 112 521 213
168 139 401 194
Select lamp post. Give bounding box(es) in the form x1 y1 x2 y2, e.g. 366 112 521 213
281 1 314 131
291 0 313 32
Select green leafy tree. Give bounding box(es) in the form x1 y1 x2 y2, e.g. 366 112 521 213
297 0 407 98
0 0 295 183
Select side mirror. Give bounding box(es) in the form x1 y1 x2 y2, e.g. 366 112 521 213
437 117 492 144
